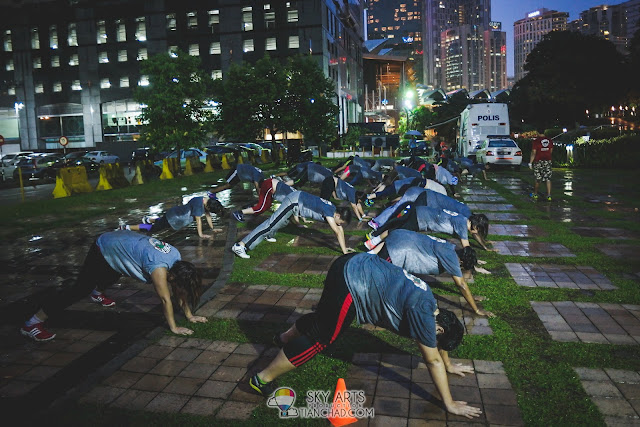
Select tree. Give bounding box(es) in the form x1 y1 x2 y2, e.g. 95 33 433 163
134 50 215 157
510 31 626 129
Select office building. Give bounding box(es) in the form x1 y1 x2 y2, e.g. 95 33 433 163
0 0 364 153
513 8 568 82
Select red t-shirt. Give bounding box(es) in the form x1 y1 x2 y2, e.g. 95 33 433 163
532 137 553 162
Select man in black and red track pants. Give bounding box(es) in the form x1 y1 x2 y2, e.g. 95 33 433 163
248 253 483 420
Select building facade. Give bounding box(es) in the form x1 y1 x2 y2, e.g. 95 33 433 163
423 0 490 88
513 8 568 83
483 27 506 92
570 4 627 53
624 0 640 45
0 0 364 152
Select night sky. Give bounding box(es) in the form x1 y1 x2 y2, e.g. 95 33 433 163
491 0 625 76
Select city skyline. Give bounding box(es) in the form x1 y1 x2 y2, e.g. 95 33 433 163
492 0 625 76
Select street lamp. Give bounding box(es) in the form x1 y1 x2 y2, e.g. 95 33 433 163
403 88 415 132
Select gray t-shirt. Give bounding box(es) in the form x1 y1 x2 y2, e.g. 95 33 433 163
289 190 336 221
237 164 264 183
274 180 295 201
385 229 463 277
166 197 205 230
307 163 334 183
395 165 422 179
416 206 468 240
335 178 357 204
97 231 181 283
435 165 455 185
345 253 438 348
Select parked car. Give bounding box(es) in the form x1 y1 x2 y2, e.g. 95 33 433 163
475 137 523 169
1 151 34 167
49 156 100 175
153 148 208 169
12 154 63 181
131 147 161 163
205 144 241 156
239 142 269 157
84 150 120 164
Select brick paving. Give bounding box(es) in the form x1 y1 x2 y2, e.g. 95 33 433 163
531 301 640 344
571 227 640 240
493 241 576 257
460 188 499 195
573 367 640 426
462 195 507 202
466 203 516 212
484 212 528 222
489 224 547 237
506 263 616 290
598 245 640 265
346 355 523 426
255 253 339 275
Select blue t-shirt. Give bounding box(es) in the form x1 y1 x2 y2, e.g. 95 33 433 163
274 180 295 201
352 156 373 169
395 165 422 179
435 165 455 185
166 197 205 230
335 178 357 204
359 166 382 181
385 229 463 277
307 163 334 183
97 231 181 283
288 190 336 221
237 164 264 183
416 206 468 240
345 253 438 348
427 190 472 217
393 177 422 193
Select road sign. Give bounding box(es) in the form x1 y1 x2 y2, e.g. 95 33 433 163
59 136 69 146
0 135 5 146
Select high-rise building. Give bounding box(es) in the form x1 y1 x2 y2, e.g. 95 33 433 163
570 4 627 53
483 27 506 92
513 9 568 82
0 0 365 152
367 0 423 57
623 0 640 45
423 0 490 88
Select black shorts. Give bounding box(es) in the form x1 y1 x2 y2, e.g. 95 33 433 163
320 176 336 201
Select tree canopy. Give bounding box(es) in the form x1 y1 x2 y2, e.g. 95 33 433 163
134 50 215 153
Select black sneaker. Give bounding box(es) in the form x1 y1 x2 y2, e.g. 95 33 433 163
232 211 245 222
249 374 277 396
272 333 284 348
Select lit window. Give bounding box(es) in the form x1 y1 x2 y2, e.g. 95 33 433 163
167 13 176 31
69 53 79 66
97 20 107 44
4 30 12 51
288 35 299 49
138 75 150 86
120 76 129 88
118 50 127 62
6 59 14 71
243 39 254 52
189 44 199 56
53 82 62 92
242 7 253 31
31 27 40 49
137 48 148 60
100 78 111 89
35 82 44 93
8 86 15 95
265 11 275 29
136 17 146 41
99 51 109 63
71 80 82 90
168 46 178 57
33 56 42 69
264 4 271 9
266 37 276 50
68 23 77 46
208 9 220 26
187 11 197 29
49 25 58 49
212 69 222 79
51 55 60 67
116 20 126 42
210 42 221 54
287 9 298 23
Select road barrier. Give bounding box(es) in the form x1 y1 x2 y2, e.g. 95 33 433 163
96 163 129 191
204 155 217 172
52 165 93 198
159 158 174 180
221 153 232 169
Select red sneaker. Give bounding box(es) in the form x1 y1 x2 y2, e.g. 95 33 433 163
91 294 116 307
21 323 56 342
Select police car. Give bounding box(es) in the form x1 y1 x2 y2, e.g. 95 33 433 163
475 137 522 169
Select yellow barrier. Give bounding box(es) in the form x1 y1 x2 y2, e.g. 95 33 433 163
221 153 232 170
131 163 145 185
69 165 93 193
279 149 285 161
95 164 113 191
204 155 216 172
171 157 181 176
95 163 129 190
159 158 174 180
261 151 270 163
184 156 201 176
52 173 71 198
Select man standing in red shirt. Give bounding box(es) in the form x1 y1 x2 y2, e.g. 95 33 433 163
529 133 553 201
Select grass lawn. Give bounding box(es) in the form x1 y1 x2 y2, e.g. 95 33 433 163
6 162 640 426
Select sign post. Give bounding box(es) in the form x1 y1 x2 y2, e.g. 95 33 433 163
59 135 69 156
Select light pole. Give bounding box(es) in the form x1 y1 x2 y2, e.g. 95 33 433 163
403 89 415 132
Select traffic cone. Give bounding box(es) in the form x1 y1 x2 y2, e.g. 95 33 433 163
327 378 358 427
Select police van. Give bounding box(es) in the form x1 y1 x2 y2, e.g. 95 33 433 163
456 103 510 159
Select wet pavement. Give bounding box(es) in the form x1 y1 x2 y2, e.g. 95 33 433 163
1 166 639 425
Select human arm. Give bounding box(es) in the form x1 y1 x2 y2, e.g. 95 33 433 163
151 268 194 335
351 203 362 221
195 217 211 239
180 300 208 324
326 216 354 254
529 148 537 167
452 276 494 317
417 342 482 418
440 349 475 377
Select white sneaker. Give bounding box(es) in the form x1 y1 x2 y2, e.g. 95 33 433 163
142 215 153 224
232 243 250 259
264 237 277 243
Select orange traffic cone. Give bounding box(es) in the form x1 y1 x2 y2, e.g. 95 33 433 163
328 378 358 427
